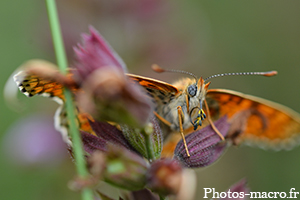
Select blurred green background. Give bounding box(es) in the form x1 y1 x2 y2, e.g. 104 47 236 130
1 0 300 199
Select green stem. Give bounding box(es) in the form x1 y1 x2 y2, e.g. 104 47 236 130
46 0 94 199
45 0 68 74
142 127 155 161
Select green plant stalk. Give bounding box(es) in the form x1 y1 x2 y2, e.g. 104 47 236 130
142 127 155 161
46 0 94 199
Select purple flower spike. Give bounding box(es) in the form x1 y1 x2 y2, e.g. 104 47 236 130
174 116 230 168
74 26 127 81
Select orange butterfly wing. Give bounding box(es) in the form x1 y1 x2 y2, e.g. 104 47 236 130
206 89 300 150
14 71 65 101
127 74 179 105
127 74 179 94
14 71 95 138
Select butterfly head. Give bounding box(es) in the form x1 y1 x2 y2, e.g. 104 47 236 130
186 77 210 101
188 77 211 130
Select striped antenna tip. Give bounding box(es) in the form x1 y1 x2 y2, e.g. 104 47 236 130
151 64 165 73
263 71 278 77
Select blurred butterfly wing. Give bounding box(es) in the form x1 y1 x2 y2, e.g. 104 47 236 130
206 89 300 150
14 70 65 103
127 74 179 105
14 70 95 138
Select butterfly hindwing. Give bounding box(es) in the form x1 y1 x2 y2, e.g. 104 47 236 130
14 70 95 139
14 70 65 103
206 89 300 150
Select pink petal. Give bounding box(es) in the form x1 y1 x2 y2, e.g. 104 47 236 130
74 26 127 81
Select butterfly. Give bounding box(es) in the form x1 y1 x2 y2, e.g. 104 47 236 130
128 65 300 155
14 63 300 156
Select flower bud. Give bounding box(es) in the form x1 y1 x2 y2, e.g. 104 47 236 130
174 116 230 168
77 67 153 128
146 159 196 200
102 144 149 191
147 159 182 195
74 26 127 82
74 27 153 128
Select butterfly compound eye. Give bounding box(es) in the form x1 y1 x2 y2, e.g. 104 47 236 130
187 84 197 97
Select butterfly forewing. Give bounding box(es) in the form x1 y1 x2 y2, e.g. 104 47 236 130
206 89 300 150
127 73 179 105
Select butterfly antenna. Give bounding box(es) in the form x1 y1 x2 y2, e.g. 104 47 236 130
152 64 198 81
204 70 277 82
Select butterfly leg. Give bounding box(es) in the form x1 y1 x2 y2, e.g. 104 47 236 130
154 111 172 127
177 106 190 157
204 100 225 141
